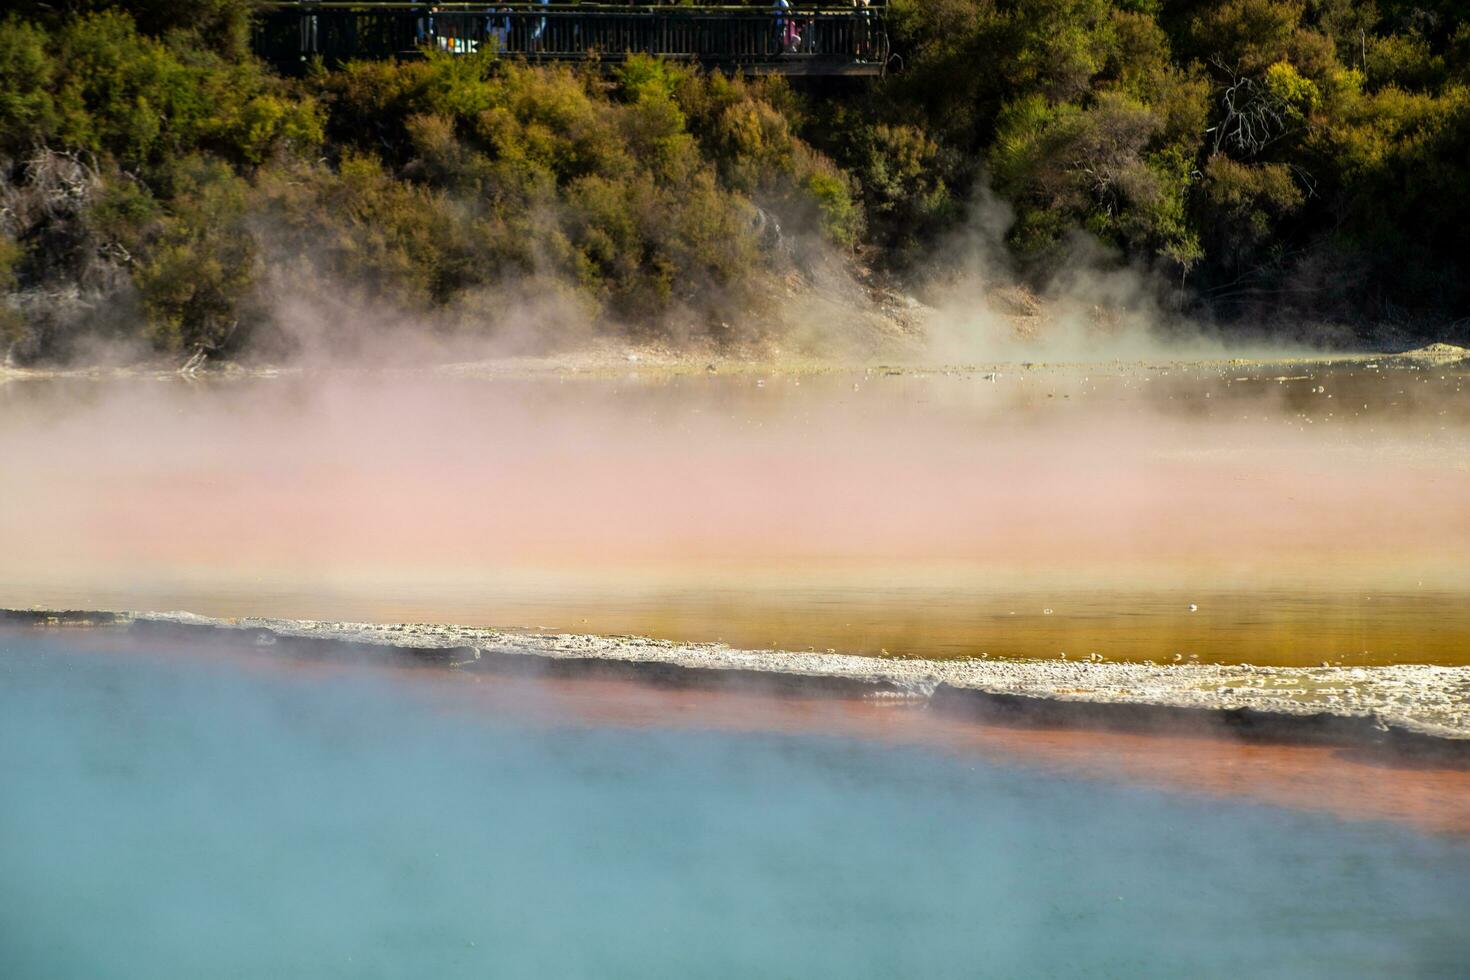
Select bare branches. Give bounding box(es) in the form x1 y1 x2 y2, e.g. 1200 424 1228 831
1204 58 1293 158
2 150 101 228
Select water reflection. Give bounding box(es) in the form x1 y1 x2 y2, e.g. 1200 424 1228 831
2 632 1468 977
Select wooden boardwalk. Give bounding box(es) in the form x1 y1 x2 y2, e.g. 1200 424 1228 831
254 2 890 75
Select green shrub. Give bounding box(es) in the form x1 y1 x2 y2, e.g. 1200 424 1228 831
9 0 1470 356
0 18 58 154
0 233 22 351
132 158 257 353
804 170 862 249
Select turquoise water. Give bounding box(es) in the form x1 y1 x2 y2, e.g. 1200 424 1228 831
2 634 1468 978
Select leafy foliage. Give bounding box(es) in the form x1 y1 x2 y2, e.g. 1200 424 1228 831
883 0 1470 322
0 12 852 361
3 0 1470 362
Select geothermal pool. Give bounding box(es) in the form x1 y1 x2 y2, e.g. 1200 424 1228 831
2 629 1468 977
3 357 1470 667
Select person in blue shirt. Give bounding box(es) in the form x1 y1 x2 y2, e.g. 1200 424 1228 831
487 4 511 52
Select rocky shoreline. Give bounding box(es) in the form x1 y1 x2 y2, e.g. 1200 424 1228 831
6 608 1468 758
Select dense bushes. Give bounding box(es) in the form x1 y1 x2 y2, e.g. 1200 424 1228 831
3 0 1470 363
0 7 321 359
0 8 857 362
0 11 321 172
881 0 1470 324
297 54 809 323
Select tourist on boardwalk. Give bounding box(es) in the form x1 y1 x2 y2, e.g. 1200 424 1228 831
852 0 872 60
772 0 800 54
487 4 511 52
531 0 550 48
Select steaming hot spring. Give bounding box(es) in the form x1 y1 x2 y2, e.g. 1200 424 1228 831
2 357 1469 974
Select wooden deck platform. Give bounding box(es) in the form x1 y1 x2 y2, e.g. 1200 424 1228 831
253 2 890 76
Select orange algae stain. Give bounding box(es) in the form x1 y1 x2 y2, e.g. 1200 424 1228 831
10 570 1470 668
4 368 1470 669
427 671 1470 838
78 635 1469 839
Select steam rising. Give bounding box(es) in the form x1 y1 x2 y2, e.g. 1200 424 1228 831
917 184 1324 363
2 358 1468 651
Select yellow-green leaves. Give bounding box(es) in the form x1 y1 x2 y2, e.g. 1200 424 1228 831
1264 60 1321 124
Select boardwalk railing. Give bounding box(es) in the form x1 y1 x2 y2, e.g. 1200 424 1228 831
254 3 889 75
